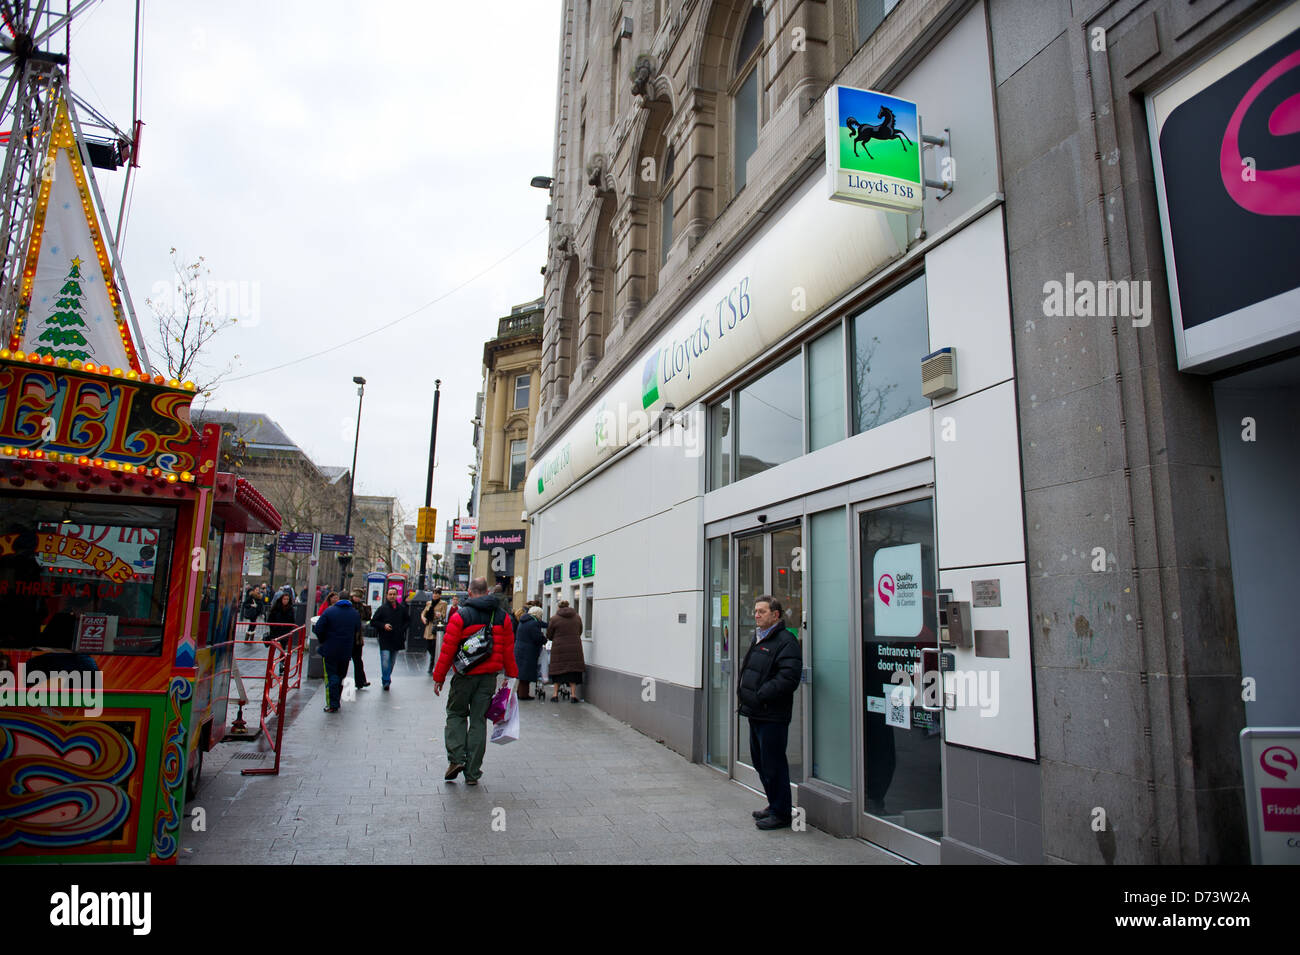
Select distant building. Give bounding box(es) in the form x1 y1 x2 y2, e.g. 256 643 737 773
194 409 349 587
470 298 542 606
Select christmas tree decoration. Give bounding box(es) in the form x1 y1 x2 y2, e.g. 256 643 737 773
11 98 146 372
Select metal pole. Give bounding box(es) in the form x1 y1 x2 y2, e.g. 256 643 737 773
342 379 365 590
418 379 442 591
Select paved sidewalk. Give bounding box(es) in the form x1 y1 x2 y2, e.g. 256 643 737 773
181 642 900 865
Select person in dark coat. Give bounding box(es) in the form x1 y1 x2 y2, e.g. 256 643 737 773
513 604 546 700
349 589 371 689
545 601 585 703
737 594 802 830
267 591 297 673
313 596 361 712
370 586 410 690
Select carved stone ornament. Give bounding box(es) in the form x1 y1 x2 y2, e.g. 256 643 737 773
630 53 656 101
586 154 614 193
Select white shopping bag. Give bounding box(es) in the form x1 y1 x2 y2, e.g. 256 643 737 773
490 689 520 745
341 676 356 702
538 644 551 683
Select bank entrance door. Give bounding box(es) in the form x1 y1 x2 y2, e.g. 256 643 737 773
730 525 805 793
855 497 943 863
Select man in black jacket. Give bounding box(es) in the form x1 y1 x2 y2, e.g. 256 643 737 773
370 587 410 690
737 595 802 830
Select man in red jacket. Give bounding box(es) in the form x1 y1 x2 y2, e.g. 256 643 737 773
432 577 518 785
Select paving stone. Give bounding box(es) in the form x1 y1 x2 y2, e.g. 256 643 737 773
183 644 894 865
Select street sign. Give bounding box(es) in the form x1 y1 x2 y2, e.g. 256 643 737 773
416 506 438 543
319 534 355 552
278 532 314 554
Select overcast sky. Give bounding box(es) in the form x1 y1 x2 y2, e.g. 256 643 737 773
66 0 560 549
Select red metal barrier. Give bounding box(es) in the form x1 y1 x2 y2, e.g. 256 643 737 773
225 622 306 774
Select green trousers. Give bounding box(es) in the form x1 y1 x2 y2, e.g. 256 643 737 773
445 671 498 781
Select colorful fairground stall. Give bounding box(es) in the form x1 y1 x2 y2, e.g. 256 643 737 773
0 81 280 863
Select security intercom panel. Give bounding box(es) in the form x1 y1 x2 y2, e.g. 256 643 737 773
938 591 972 648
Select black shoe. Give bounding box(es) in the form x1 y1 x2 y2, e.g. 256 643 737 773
444 762 465 781
752 808 772 819
382 684 390 691
755 814 791 830
357 682 370 689
322 706 339 713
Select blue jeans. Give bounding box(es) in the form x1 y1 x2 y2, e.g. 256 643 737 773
379 649 398 686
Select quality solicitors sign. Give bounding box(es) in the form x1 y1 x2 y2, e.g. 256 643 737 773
524 167 906 511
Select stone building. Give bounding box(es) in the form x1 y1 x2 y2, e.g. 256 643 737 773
525 0 1298 865
194 410 350 587
471 298 543 603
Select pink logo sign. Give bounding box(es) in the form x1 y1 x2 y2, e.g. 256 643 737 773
1219 49 1300 217
878 574 895 606
1261 745 1298 781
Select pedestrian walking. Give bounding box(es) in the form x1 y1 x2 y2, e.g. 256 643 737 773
317 590 338 616
421 589 444 674
370 586 410 690
513 604 546 700
242 584 267 639
350 589 371 689
431 577 517 785
312 594 361 713
545 600 585 703
267 590 296 652
737 595 802 830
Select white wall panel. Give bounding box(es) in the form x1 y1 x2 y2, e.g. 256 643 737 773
590 592 703 687
924 206 1013 404
938 563 1036 760
933 381 1025 567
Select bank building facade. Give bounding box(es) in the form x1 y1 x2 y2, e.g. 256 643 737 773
524 0 1299 865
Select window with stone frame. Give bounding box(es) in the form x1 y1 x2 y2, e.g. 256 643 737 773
509 438 528 490
659 145 676 268
732 6 764 194
514 373 530 411
857 0 902 48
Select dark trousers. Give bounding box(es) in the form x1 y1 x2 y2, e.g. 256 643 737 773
323 657 347 709
749 720 792 820
350 642 367 686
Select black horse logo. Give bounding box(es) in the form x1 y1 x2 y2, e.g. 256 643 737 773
845 106 913 160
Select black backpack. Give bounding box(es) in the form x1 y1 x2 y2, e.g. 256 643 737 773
452 607 498 674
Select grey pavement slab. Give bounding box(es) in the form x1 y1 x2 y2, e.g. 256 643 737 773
180 642 900 865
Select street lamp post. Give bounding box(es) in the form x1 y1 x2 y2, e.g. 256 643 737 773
417 379 442 591
341 375 366 591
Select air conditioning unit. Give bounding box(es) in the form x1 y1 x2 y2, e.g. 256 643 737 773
921 347 957 400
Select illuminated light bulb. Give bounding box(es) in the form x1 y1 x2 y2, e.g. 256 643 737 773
182 381 195 391
151 468 160 477
111 368 123 378
107 461 119 470
13 351 24 360
166 473 178 483
181 471 193 482
0 349 9 359
126 370 138 380
92 459 103 468
167 379 179 388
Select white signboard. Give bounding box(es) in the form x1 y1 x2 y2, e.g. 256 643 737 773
524 168 905 511
873 543 923 638
1241 728 1300 864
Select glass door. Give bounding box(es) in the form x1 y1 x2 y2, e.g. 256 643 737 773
705 537 730 771
856 497 942 863
732 525 805 790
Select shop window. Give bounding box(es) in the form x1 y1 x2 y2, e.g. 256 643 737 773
732 7 763 193
851 274 928 435
737 353 804 481
809 507 851 789
0 498 178 656
509 439 528 489
709 395 733 490
808 325 846 451
857 0 901 48
514 373 530 411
